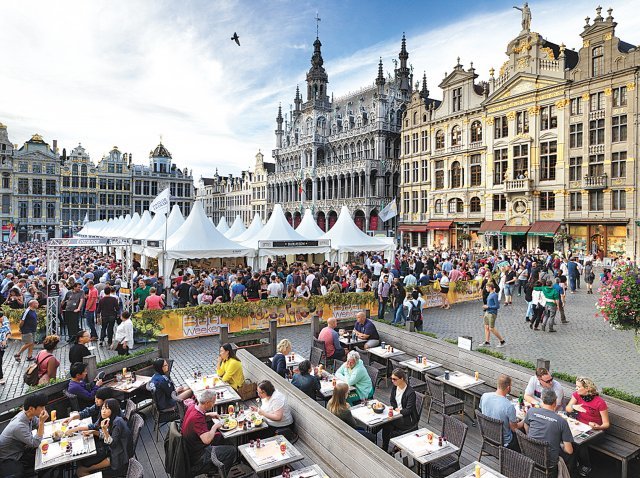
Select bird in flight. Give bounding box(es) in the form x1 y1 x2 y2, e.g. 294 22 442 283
231 32 240 46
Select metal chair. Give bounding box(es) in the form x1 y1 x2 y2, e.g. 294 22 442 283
129 413 144 458
357 347 386 386
333 359 344 372
123 399 136 421
515 429 555 478
150 388 179 441
426 414 468 478
415 391 426 423
425 377 464 423
476 408 505 462
309 346 325 367
126 457 144 478
500 447 535 478
63 389 80 412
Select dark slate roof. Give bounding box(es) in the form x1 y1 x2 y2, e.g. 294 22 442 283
618 40 636 53
264 162 276 173
542 39 579 69
150 142 172 159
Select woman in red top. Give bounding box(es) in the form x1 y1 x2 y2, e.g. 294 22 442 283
36 335 60 385
144 287 164 310
566 377 609 476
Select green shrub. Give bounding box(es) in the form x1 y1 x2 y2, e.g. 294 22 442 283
417 331 438 339
476 347 506 360
602 388 640 406
508 358 536 370
27 378 66 393
443 338 458 345
552 371 578 384
96 347 155 368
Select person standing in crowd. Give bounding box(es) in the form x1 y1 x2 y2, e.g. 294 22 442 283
0 315 10 385
97 286 119 347
145 287 164 310
0 392 48 477
62 281 85 343
554 277 569 325
567 257 579 294
34 335 60 385
405 290 425 331
377 274 391 320
536 280 560 332
84 280 99 341
113 311 134 356
390 277 407 326
584 261 595 294
503 265 516 306
69 330 92 365
439 270 451 309
15 300 38 363
482 282 506 347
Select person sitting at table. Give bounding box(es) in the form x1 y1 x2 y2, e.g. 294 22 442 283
335 350 373 405
149 358 192 411
327 382 376 442
182 389 238 476
353 311 379 349
566 377 609 477
318 317 345 361
381 369 419 452
35 334 60 385
524 367 565 411
68 362 105 409
76 398 134 477
291 360 321 399
216 343 244 390
64 387 113 424
251 380 295 436
271 338 292 378
524 389 574 474
0 392 48 478
69 329 92 365
479 373 523 452
113 310 134 356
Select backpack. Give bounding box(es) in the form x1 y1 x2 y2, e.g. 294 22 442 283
24 353 52 386
409 300 423 327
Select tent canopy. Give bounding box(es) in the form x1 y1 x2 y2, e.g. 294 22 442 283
233 213 263 243
295 209 325 240
225 215 247 240
216 216 230 234
166 201 254 259
124 210 152 239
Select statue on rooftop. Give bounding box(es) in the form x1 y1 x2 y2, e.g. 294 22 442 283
513 2 531 32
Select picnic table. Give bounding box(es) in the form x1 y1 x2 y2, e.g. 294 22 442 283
446 461 508 478
238 435 304 477
390 426 459 475
350 400 402 432
35 433 97 471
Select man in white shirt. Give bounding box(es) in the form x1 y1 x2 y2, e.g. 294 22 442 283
372 260 383 279
267 276 281 298
524 368 564 410
113 311 134 356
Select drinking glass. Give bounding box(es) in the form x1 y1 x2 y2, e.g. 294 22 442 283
116 373 123 383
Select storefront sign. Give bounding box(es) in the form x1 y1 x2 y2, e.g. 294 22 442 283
132 239 142 245
182 314 221 337
260 239 331 248
67 238 112 246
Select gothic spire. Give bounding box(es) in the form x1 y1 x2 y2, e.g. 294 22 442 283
420 72 429 99
396 33 411 95
306 36 329 103
375 57 385 87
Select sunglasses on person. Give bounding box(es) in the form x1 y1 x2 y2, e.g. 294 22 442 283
541 377 554 384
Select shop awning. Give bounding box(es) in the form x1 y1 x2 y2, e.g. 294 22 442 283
501 225 530 236
425 221 453 230
528 221 561 237
478 220 506 233
398 225 429 233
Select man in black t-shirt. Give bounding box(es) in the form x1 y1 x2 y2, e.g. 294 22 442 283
177 277 191 307
245 273 260 301
503 266 517 306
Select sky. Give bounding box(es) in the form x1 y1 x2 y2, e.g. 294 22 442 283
1 0 639 180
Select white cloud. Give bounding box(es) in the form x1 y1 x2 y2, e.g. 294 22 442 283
1 0 638 180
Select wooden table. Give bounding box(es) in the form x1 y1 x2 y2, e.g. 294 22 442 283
238 435 304 477
289 464 330 477
339 335 367 350
106 374 152 394
436 371 485 426
446 461 507 478
35 434 97 471
36 417 93 439
270 353 307 369
390 427 459 476
350 400 402 432
185 374 224 394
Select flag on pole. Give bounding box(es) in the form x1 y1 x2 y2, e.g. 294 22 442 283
149 187 171 216
378 198 398 222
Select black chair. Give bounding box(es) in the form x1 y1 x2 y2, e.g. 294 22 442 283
333 359 345 371
150 388 179 441
364 364 380 395
357 347 386 386
176 399 186 420
515 429 555 478
408 375 428 394
309 346 324 367
425 377 464 423
123 399 136 421
426 414 468 477
500 447 535 478
126 457 144 478
355 347 371 365
63 389 80 412
312 338 327 366
129 413 144 458
476 408 504 462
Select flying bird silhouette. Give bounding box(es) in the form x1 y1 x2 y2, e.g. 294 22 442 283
231 32 240 46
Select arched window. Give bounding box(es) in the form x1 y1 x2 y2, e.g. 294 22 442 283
448 198 464 213
470 196 481 212
435 199 443 214
451 125 462 146
471 120 482 142
413 111 418 125
435 130 445 150
450 161 462 188
81 164 87 176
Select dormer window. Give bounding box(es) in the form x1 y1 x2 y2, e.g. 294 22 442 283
591 46 603 77
452 87 462 112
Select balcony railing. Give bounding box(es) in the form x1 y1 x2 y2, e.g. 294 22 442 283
505 178 532 192
588 144 605 154
582 174 607 189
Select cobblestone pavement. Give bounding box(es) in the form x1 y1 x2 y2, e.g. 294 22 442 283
2 284 638 404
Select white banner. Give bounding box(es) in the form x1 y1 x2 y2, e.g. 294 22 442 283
379 198 398 222
149 187 171 216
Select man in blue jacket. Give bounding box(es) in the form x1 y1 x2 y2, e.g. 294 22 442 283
482 283 506 347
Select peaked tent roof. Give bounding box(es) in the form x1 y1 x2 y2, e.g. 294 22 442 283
124 211 152 239
320 205 393 253
134 211 164 241
216 216 230 234
144 204 184 241
240 204 307 249
114 213 139 238
225 215 247 239
166 202 254 259
295 209 325 240
233 213 263 243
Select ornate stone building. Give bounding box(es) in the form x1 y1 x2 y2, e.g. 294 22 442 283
399 6 639 258
252 151 274 221
0 123 14 241
95 146 133 221
60 144 98 236
268 35 411 232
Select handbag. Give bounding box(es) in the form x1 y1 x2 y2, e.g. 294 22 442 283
237 379 257 400
110 337 124 351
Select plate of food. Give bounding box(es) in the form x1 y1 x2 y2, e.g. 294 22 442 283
220 418 238 431
372 402 385 414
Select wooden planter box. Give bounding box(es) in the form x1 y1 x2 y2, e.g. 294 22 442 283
220 320 278 360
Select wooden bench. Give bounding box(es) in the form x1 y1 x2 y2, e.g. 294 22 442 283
589 430 640 478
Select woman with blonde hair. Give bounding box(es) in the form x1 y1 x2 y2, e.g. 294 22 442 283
271 339 292 378
566 377 609 476
327 382 375 442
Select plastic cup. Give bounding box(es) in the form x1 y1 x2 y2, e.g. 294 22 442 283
50 410 57 422
41 442 49 454
280 442 287 455
427 432 433 444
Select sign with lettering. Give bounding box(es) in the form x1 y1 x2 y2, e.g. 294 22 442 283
146 240 160 248
259 239 330 248
182 314 221 337
67 238 112 246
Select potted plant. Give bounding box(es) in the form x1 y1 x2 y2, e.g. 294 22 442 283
597 264 640 346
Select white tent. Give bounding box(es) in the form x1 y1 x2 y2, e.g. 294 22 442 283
163 202 254 275
114 213 140 238
233 213 263 243
225 215 246 239
122 211 150 239
241 204 330 268
142 204 185 256
321 205 395 263
216 216 230 234
132 211 165 254
295 209 325 240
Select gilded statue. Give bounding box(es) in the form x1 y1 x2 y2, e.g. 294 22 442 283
513 2 531 32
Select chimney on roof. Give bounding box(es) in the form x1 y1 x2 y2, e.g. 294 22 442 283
52 139 58 153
